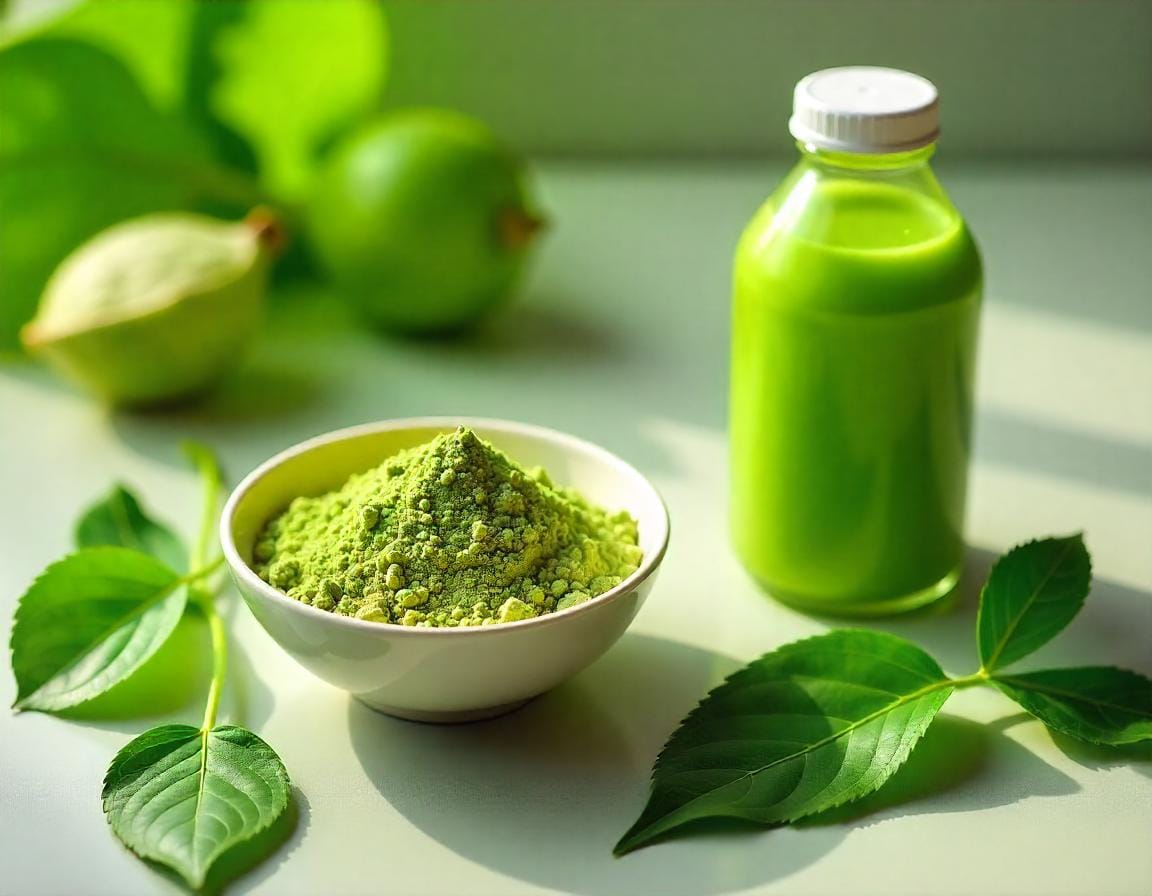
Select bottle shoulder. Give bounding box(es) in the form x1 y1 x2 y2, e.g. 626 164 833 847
746 162 972 244
735 167 981 313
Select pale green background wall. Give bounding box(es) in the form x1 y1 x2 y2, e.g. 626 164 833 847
383 0 1152 158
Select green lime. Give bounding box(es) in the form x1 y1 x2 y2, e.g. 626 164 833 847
308 109 544 334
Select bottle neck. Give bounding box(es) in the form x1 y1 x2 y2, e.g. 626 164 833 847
770 140 961 243
797 142 936 173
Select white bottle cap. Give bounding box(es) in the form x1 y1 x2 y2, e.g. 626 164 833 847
789 67 939 154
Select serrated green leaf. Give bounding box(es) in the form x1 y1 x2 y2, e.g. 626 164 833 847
993 667 1152 745
209 0 388 200
103 723 291 889
0 37 230 352
977 535 1092 673
615 630 955 855
76 484 187 571
10 547 186 711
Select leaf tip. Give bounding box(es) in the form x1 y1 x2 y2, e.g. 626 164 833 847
612 836 639 858
12 690 42 713
612 817 657 857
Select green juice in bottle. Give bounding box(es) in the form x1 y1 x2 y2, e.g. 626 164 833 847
730 68 982 615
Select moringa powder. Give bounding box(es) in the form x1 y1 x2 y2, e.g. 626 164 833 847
254 427 643 627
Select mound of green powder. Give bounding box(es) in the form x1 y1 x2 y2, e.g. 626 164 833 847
253 427 643 627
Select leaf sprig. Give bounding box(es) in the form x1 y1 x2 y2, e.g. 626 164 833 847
8 444 291 891
616 534 1152 855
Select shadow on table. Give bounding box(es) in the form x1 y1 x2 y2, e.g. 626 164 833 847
95 288 699 479
103 347 329 426
1050 731 1152 778
413 301 622 365
976 407 1152 499
344 630 1091 896
799 712 1078 830
215 787 311 896
53 614 213 728
954 163 1152 334
134 787 309 896
55 608 276 734
862 546 1152 677
347 633 835 896
1 332 327 424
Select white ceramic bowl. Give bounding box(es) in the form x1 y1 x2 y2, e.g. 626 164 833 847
221 417 669 723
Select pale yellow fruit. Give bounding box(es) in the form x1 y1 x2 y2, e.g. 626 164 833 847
22 210 281 407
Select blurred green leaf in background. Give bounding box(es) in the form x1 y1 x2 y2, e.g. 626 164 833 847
0 37 217 353
50 0 261 175
212 0 388 201
0 0 389 352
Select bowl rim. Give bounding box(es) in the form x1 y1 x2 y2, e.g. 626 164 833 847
220 416 670 637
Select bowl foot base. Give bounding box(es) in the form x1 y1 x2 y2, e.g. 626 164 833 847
354 695 534 724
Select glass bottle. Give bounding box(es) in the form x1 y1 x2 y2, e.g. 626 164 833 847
730 67 982 615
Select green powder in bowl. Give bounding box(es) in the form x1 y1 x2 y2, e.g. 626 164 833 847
253 427 644 627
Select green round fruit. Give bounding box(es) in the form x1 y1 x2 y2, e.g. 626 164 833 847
308 109 544 334
22 210 280 407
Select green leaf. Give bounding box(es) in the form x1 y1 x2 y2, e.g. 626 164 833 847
183 1 261 175
993 667 1152 745
36 0 196 110
76 485 187 571
615 630 955 855
977 534 1092 673
10 547 186 711
45 0 259 175
209 0 388 200
103 723 291 889
0 37 256 351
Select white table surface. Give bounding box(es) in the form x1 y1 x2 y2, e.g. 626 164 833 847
2 160 1150 896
